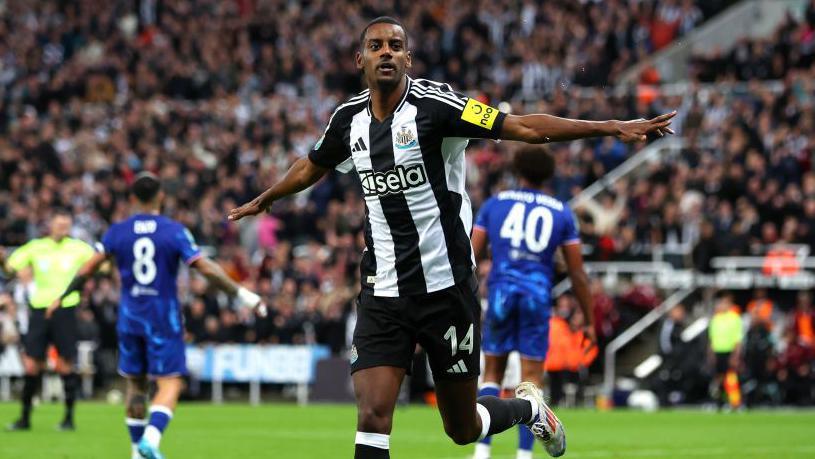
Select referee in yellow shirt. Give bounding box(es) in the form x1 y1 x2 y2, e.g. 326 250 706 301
0 211 95 431
708 293 744 409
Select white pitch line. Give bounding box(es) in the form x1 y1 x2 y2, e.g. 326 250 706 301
439 444 815 459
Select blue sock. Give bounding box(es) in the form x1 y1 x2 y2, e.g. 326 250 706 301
477 383 501 446
518 423 535 451
143 406 173 447
126 417 147 444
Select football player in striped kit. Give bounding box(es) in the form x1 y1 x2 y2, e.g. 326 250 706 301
229 16 674 458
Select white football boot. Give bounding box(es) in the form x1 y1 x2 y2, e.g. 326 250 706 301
515 381 566 457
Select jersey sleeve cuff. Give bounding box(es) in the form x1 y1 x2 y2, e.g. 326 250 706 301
472 225 487 233
491 111 507 139
184 253 203 265
561 239 581 246
307 150 338 170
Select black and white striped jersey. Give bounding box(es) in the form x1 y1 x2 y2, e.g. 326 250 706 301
309 77 506 297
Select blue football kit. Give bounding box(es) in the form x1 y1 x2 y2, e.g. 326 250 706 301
474 189 580 359
101 214 202 377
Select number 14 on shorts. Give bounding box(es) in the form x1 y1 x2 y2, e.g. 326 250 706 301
444 324 474 356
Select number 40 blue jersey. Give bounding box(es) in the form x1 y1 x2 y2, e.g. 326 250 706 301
474 189 580 296
101 214 202 337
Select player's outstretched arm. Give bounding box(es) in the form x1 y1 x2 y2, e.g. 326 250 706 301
46 252 109 318
228 157 329 221
562 243 597 345
500 111 676 144
190 257 264 314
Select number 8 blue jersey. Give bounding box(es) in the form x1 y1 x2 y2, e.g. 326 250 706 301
474 189 580 295
101 214 202 337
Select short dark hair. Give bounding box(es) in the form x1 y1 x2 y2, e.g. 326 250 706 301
512 145 555 186
132 172 162 203
359 16 407 49
52 208 73 219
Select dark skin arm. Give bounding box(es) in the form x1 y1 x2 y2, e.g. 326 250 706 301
562 243 597 345
500 111 676 144
471 227 488 261
228 157 329 221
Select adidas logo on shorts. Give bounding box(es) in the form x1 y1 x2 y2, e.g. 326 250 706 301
446 359 468 374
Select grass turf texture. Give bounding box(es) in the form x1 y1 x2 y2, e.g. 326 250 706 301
1 402 813 458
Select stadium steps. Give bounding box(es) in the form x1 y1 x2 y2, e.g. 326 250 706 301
618 0 809 84
614 327 660 378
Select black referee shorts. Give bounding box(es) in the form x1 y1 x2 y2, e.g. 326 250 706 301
24 307 78 363
714 352 732 375
351 275 481 381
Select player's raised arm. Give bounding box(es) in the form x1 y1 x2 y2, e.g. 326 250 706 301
500 111 676 144
228 157 329 222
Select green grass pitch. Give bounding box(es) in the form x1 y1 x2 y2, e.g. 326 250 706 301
1 402 813 458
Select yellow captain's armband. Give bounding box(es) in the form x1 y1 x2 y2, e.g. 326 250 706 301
461 98 498 130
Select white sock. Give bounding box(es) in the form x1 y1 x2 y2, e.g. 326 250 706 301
517 449 533 459
474 442 491 459
143 425 162 448
526 397 540 424
131 444 141 459
355 432 390 450
476 403 491 441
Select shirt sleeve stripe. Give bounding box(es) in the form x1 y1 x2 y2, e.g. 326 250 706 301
409 91 463 111
184 253 203 265
411 84 466 108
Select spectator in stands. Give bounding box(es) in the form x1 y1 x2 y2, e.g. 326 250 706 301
0 293 19 351
590 279 619 347
545 298 598 406
75 306 100 344
746 288 776 331
656 305 685 401
692 220 718 272
791 292 815 348
573 181 628 245
742 307 778 406
777 327 815 405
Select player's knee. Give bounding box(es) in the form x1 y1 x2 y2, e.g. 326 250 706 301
357 405 393 434
443 422 480 445
126 394 147 419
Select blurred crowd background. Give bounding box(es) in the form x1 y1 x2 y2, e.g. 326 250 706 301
1 0 814 406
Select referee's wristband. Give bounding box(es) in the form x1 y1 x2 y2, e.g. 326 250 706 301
236 287 261 309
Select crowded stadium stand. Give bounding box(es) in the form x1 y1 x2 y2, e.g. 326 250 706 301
1 0 814 410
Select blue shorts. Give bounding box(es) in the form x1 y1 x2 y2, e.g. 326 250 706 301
482 284 550 360
118 331 187 378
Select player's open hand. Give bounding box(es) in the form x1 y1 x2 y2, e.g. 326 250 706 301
228 199 264 222
613 111 676 143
